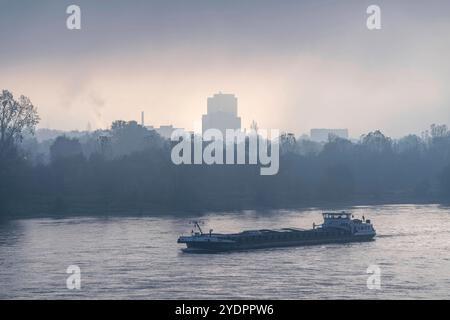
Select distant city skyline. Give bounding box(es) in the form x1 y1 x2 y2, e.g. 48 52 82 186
2 0 450 138
202 93 241 135
310 129 349 142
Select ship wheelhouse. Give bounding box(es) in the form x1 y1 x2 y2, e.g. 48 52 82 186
320 211 375 236
321 212 352 231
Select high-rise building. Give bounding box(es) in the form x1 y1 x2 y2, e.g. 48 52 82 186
202 93 241 135
145 124 185 139
310 128 349 142
155 125 183 139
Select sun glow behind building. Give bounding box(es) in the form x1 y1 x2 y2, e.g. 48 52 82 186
202 93 241 136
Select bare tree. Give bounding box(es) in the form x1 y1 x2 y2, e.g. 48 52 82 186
0 90 40 153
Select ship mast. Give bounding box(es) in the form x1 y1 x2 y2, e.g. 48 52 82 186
190 220 204 235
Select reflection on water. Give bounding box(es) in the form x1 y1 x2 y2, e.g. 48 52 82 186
0 204 449 299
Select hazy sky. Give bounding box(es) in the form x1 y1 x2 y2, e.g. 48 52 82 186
1 0 449 138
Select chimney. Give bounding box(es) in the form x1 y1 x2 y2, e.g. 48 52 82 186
141 111 145 127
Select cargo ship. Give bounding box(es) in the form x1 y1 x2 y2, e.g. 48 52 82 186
177 212 376 253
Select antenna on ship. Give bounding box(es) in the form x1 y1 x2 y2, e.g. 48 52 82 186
189 220 204 235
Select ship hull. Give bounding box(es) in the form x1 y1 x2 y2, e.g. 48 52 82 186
181 234 375 253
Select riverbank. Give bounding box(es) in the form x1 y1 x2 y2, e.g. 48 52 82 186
1 193 447 220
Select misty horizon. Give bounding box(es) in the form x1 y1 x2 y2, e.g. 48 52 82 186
30 110 447 142
2 0 450 138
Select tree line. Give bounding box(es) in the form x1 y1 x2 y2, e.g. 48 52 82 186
1 89 450 217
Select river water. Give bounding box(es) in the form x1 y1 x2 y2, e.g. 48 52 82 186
1 204 449 299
